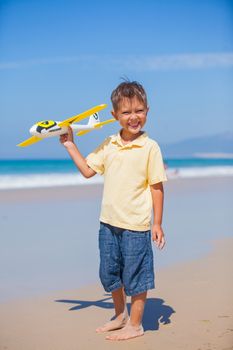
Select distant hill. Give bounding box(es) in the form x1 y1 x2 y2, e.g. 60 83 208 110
161 131 233 158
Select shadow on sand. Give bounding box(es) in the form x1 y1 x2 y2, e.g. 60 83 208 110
55 295 175 331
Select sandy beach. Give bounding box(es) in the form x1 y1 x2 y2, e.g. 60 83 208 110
0 237 232 350
0 177 232 349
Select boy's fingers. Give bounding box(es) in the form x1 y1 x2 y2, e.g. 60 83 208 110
158 237 165 249
60 133 69 144
154 233 165 249
67 126 74 141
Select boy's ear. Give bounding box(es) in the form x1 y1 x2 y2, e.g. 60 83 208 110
111 110 118 120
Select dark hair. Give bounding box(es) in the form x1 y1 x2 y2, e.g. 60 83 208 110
111 80 148 111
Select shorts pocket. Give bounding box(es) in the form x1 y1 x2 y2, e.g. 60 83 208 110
122 230 151 257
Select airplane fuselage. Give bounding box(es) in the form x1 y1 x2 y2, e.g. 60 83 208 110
30 120 98 138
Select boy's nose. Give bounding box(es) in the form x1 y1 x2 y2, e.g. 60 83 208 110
129 113 138 119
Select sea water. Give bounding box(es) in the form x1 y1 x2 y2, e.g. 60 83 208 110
0 158 233 189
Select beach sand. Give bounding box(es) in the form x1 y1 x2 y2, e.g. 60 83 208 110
0 177 232 349
0 237 232 350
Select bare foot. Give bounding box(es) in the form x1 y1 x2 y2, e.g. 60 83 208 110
105 321 144 340
96 316 129 333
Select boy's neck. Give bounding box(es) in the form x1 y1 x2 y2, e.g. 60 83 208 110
120 129 143 144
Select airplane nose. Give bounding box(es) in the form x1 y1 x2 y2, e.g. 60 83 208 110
29 125 36 135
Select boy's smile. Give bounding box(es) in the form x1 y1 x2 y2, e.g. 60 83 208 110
111 97 149 143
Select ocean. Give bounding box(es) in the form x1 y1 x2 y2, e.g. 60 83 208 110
0 158 233 190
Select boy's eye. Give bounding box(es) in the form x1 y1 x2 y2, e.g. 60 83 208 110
120 109 146 116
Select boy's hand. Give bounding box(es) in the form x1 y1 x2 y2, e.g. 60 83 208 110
152 224 165 249
60 126 74 147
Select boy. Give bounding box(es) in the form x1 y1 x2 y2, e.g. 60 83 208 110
60 81 167 341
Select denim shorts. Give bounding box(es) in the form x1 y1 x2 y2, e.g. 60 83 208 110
98 222 155 296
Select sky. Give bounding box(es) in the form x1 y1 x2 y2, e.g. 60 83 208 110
0 0 233 159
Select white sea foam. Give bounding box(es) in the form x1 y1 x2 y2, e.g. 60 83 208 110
166 166 233 179
0 166 233 190
0 173 103 190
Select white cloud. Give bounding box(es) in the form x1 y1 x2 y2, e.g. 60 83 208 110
0 56 88 69
121 52 233 70
1 52 233 71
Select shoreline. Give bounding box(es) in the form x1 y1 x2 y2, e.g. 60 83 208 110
0 236 232 349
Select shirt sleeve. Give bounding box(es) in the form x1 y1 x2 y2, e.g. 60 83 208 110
86 138 108 175
147 142 168 185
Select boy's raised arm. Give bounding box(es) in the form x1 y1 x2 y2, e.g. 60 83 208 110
60 127 96 179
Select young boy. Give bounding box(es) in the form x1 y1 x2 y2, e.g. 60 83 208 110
60 81 167 341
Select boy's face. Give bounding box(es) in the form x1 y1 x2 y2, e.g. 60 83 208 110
111 97 149 138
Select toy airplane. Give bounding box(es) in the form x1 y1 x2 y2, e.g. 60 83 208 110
17 104 115 147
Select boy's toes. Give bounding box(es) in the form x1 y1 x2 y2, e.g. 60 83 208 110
105 323 144 341
96 317 128 333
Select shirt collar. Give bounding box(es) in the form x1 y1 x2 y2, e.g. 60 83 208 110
111 130 148 148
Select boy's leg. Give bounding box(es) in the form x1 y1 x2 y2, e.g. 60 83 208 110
97 223 129 333
96 286 129 333
130 291 147 326
105 230 154 340
106 291 146 340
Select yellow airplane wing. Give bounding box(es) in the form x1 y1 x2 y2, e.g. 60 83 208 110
76 119 116 136
58 104 107 127
76 130 92 136
17 136 43 147
93 119 116 128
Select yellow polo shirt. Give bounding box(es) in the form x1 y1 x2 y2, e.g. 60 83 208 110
86 131 167 231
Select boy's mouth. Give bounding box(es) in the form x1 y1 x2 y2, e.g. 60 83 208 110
128 122 140 129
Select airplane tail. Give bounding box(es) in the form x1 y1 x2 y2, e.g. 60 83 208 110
88 112 100 126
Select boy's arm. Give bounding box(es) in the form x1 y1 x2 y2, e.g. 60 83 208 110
60 127 96 179
150 182 165 249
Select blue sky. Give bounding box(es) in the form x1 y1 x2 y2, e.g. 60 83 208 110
0 0 232 159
